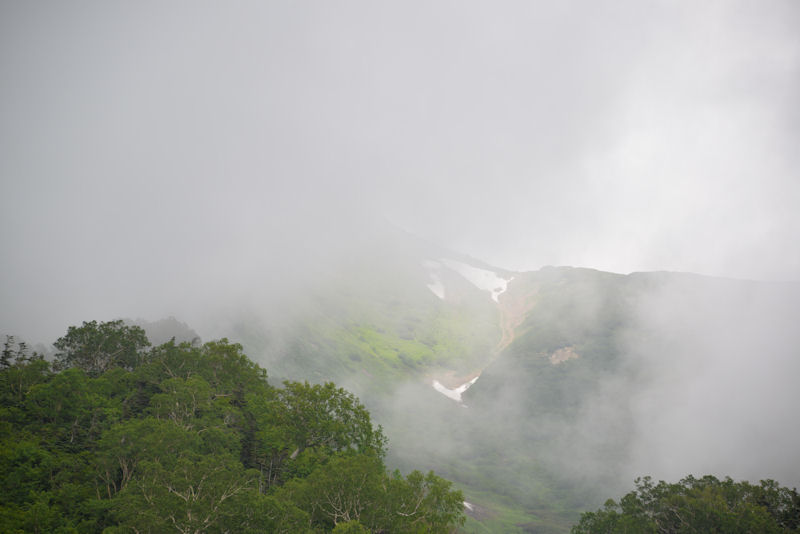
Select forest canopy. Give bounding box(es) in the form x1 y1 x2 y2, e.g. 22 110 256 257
572 475 800 534
0 320 465 533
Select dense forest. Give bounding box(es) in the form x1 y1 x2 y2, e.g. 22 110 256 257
0 320 465 533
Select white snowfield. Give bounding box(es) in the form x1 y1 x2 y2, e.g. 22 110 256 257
422 260 446 300
424 258 512 302
432 375 479 403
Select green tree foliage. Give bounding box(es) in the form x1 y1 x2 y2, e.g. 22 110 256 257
333 521 371 533
279 453 465 533
0 336 51 411
1 321 465 533
53 320 150 376
276 381 387 456
572 475 800 534
380 469 466 533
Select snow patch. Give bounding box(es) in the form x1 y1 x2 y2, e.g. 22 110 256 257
440 259 512 302
422 260 445 300
432 375 479 403
427 280 445 300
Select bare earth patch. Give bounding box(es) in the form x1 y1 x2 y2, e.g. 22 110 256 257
549 346 579 365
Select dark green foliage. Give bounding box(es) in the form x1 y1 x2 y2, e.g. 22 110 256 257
0 336 51 409
1 321 464 533
572 475 800 534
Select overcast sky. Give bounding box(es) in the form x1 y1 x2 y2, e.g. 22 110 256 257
2 1 799 338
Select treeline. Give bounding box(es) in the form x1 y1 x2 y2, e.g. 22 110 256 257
572 475 800 533
0 321 464 533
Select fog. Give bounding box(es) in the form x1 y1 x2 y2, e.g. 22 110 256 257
2 0 800 513
2 0 799 342
542 273 800 495
622 276 800 487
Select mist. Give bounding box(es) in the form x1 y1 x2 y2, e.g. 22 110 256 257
470 271 800 497
2 1 800 342
2 2 800 527
620 276 800 487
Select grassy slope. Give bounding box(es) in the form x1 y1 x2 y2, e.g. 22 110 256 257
234 265 622 533
456 267 642 532
242 251 501 395
236 262 745 533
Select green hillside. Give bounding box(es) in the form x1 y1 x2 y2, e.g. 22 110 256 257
230 249 800 533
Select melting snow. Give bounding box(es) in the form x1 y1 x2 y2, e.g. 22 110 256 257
432 375 479 403
427 281 445 300
439 259 512 302
423 260 446 300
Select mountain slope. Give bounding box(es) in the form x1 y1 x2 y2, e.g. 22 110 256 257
226 235 800 533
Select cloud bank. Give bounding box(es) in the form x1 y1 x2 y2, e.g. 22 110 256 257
2 1 799 341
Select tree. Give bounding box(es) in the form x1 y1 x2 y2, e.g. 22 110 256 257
332 520 370 533
278 453 465 533
3 320 465 533
572 475 800 534
249 381 387 491
112 454 259 534
0 337 50 407
96 417 200 498
24 367 118 450
149 376 214 430
276 381 386 457
1 335 16 369
282 453 384 529
53 320 150 376
376 469 466 533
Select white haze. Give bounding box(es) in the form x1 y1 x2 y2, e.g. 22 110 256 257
1 0 800 502
2 0 800 340
538 274 800 494
622 277 800 487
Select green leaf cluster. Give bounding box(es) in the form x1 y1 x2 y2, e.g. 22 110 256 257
572 475 800 534
0 323 464 533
